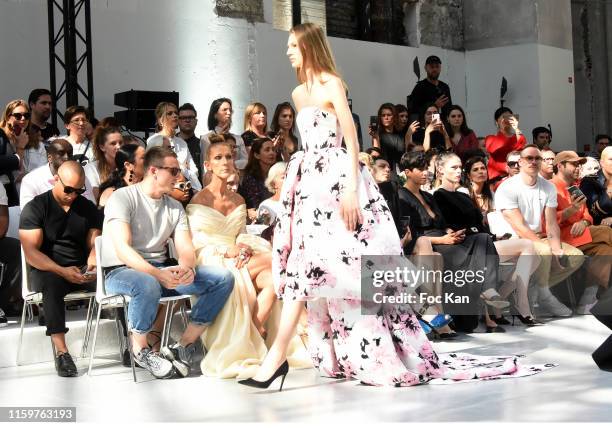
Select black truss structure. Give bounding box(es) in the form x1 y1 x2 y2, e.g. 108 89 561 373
48 0 94 128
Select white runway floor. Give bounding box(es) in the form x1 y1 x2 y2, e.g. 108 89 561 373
0 315 610 423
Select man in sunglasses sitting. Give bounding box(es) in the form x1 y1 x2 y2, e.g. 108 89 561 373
101 146 234 379
19 161 101 377
20 138 95 208
495 145 584 317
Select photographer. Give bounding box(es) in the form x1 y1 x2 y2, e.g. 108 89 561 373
412 104 451 153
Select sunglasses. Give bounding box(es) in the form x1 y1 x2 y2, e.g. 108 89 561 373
11 112 30 120
521 155 542 163
58 176 86 195
156 166 181 176
174 181 192 191
165 111 178 117
507 161 519 168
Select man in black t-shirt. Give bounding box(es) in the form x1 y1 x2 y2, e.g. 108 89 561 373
28 89 60 142
409 55 453 118
19 161 102 377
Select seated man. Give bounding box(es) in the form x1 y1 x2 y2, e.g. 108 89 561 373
495 145 584 317
20 138 95 208
101 146 234 379
19 161 101 377
492 150 520 191
550 151 612 314
0 183 21 325
539 148 556 180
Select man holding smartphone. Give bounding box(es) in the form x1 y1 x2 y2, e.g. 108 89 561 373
485 107 526 186
550 151 612 314
409 55 453 118
19 161 101 377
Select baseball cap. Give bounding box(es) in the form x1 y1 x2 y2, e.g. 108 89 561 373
553 151 587 166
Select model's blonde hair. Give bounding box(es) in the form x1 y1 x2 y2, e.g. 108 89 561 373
243 102 268 133
291 23 342 87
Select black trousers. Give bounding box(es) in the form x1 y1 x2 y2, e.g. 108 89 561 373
29 269 95 336
0 237 22 311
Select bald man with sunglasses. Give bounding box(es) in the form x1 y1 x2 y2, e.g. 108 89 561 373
19 161 102 377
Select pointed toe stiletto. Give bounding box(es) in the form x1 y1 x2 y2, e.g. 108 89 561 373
489 314 511 325
511 315 544 326
486 325 506 333
238 360 289 391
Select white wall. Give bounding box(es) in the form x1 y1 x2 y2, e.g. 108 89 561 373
465 43 576 151
2 0 574 150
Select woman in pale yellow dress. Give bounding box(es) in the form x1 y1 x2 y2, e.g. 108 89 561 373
187 141 310 379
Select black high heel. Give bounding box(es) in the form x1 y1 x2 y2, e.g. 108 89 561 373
238 360 289 391
511 314 544 326
489 314 511 325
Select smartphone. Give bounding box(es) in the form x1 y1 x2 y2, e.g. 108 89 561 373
400 215 411 232
432 113 440 123
568 185 585 199
369 116 378 132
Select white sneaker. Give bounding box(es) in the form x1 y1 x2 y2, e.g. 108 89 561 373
579 286 599 306
576 302 597 315
538 292 573 317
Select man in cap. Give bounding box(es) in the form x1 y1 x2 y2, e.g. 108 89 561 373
550 151 612 314
409 55 453 118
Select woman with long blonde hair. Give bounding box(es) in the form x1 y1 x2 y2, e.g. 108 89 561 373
240 23 552 390
241 102 269 152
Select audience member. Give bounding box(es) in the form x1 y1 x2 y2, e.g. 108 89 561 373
238 137 275 219
242 102 268 150
19 161 101 377
348 96 364 151
539 148 556 180
0 183 21 324
434 152 541 327
101 146 234 379
366 146 382 161
595 134 611 159
98 143 146 208
0 99 30 206
464 156 495 223
61 106 93 164
395 104 410 138
22 124 47 177
358 152 374 175
446 105 479 162
495 145 584 317
270 102 299 162
550 151 612 314
413 104 451 152
532 126 552 150
581 157 600 179
581 146 612 226
177 103 202 180
20 138 95 208
485 107 526 185
168 172 193 208
371 157 391 184
200 98 247 171
256 161 287 225
27 89 59 141
409 55 453 117
226 168 240 193
369 103 407 175
146 102 202 191
85 125 123 201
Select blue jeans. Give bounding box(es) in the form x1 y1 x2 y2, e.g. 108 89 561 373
105 263 234 334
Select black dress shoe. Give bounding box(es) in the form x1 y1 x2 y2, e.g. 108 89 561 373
55 352 78 377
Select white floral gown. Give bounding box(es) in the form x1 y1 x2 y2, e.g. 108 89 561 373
272 106 555 386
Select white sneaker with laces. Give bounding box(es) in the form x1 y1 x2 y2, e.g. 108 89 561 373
538 288 572 317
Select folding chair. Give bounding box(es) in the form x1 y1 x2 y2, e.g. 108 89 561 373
16 246 96 365
87 236 190 381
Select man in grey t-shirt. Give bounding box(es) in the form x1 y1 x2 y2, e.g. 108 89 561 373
102 146 234 379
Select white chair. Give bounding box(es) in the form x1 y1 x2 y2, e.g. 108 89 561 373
6 206 20 239
87 236 190 381
16 246 96 365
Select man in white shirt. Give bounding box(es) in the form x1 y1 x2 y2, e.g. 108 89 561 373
495 144 584 317
20 139 95 208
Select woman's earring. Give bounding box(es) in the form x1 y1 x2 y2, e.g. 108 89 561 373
128 171 134 183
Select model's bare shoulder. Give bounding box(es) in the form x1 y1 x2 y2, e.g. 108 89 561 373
190 188 213 206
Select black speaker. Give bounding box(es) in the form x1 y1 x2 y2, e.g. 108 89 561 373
114 90 179 110
114 110 156 132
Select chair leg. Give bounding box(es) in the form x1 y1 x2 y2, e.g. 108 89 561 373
16 301 30 366
160 302 171 349
121 297 137 383
164 301 177 348
114 312 125 360
567 276 577 309
81 298 95 358
87 301 104 377
180 302 188 330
